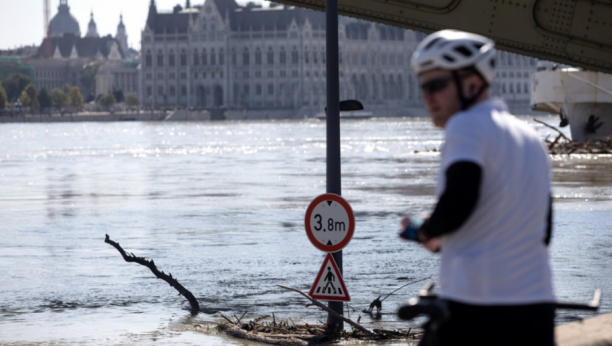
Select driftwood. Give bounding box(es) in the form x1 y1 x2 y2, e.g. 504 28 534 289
104 234 200 314
218 323 311 346
366 276 431 313
546 135 612 155
534 118 612 155
534 118 571 142
277 285 373 335
217 312 420 346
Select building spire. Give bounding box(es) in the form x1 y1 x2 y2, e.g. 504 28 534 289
116 13 128 55
186 0 191 8
86 10 99 37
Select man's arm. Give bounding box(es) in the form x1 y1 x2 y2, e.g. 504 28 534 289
419 161 482 240
544 195 552 246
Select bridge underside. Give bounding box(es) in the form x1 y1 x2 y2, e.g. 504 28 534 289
273 0 612 74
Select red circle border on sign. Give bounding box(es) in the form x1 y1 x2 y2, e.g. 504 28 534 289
304 193 355 253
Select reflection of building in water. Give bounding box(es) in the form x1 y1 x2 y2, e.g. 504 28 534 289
140 0 422 116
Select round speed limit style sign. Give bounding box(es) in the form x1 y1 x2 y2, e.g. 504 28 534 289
305 193 355 253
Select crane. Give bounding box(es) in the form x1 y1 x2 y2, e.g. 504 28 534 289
43 0 51 56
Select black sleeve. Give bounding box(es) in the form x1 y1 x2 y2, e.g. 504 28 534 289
544 195 553 246
420 161 482 239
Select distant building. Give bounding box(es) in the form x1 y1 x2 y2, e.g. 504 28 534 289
492 51 538 114
140 0 538 116
140 0 421 116
22 0 138 100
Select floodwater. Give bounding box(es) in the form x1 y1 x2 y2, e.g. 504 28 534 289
0 116 611 345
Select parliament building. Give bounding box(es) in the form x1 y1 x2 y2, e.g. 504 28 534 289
141 0 426 117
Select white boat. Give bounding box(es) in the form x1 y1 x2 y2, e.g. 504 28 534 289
314 111 373 120
531 65 612 142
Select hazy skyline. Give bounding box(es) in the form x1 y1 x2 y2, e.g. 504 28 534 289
0 0 265 51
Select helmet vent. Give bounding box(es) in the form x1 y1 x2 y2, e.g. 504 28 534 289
454 46 472 57
424 37 442 50
490 58 496 68
443 54 455 62
420 60 434 68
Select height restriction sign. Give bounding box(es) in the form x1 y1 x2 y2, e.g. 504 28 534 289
305 193 355 253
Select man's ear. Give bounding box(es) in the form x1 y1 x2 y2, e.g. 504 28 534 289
465 75 481 97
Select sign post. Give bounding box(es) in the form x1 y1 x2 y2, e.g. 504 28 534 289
305 192 354 333
325 0 343 333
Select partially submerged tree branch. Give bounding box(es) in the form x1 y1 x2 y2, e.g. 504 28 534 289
277 285 373 335
104 234 200 314
534 118 571 142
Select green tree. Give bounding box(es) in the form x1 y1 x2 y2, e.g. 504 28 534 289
80 62 101 96
51 88 68 108
0 83 7 110
20 83 39 110
68 86 84 110
126 95 139 108
38 87 52 110
2 73 30 102
98 93 116 109
61 83 71 94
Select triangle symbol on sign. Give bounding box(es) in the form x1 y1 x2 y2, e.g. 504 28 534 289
327 240 333 246
309 253 350 302
327 201 332 206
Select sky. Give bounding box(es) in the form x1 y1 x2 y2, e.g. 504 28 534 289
0 0 265 51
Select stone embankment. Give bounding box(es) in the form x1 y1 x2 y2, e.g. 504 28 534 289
557 313 612 346
0 112 168 123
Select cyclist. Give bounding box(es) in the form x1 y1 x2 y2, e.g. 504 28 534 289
400 30 555 346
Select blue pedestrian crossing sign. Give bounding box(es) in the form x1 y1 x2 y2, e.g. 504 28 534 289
309 253 350 302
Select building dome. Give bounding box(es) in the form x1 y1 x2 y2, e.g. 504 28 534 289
49 0 81 37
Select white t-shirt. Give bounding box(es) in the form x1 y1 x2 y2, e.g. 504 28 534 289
437 98 555 305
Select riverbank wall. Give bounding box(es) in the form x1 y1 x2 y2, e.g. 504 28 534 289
557 312 612 346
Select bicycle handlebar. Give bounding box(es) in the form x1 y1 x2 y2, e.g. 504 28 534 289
397 282 601 322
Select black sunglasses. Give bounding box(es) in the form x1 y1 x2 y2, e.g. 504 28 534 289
420 76 454 95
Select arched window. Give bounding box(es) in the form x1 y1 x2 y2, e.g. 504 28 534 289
397 74 404 99
524 83 529 94
202 48 208 65
211 48 216 65
157 50 164 67
145 50 152 67
193 49 200 66
243 48 250 65
292 47 298 64
169 50 175 67
313 47 318 64
255 48 262 65
280 47 286 64
219 49 224 65
180 49 187 66
267 47 274 65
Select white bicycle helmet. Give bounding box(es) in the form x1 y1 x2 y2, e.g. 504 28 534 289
411 30 496 84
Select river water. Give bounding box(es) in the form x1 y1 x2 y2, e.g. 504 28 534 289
1 116 611 345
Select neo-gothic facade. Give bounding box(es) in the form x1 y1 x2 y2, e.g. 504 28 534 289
141 0 538 116
140 0 423 116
